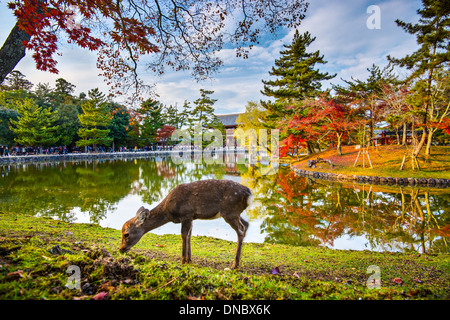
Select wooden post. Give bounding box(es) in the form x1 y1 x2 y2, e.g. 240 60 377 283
415 156 421 171
400 154 406 171
363 150 365 168
353 150 361 167
366 150 373 169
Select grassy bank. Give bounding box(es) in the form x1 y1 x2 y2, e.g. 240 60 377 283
291 145 450 179
1 211 449 300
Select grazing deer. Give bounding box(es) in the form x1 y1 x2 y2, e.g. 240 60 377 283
119 179 252 269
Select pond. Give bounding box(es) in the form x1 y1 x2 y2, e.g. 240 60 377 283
0 156 448 254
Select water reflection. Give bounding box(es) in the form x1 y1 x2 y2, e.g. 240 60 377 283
243 167 449 253
0 157 448 253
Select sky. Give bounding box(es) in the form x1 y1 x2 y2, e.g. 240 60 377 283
0 0 422 114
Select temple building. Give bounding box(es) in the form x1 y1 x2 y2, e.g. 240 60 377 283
215 113 242 147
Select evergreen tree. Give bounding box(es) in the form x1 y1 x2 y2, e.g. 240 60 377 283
191 89 219 128
5 70 33 91
55 103 80 147
179 100 194 130
388 0 449 157
108 103 131 150
76 98 112 151
88 88 106 104
53 78 76 105
333 64 398 145
137 99 164 147
190 89 224 148
163 104 184 129
261 30 335 127
55 78 76 96
9 98 60 148
0 107 18 146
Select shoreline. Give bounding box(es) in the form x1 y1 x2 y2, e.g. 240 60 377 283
290 163 450 189
0 150 240 165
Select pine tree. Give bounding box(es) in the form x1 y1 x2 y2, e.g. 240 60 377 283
137 99 164 147
261 30 335 127
333 64 398 145
9 98 60 149
388 0 449 157
108 103 131 150
163 104 184 129
179 100 194 130
76 98 112 151
190 89 224 148
191 89 218 126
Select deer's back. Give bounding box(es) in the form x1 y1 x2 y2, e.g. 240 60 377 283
159 179 252 222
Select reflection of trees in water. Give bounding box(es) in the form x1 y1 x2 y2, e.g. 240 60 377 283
0 160 139 223
0 156 248 225
1 159 448 253
241 167 449 253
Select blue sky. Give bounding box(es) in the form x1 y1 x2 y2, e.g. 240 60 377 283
0 0 421 114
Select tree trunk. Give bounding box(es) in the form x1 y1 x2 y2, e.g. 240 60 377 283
368 107 374 146
336 133 342 156
402 120 407 146
412 128 427 158
395 125 400 145
425 128 436 158
306 141 314 155
0 21 31 84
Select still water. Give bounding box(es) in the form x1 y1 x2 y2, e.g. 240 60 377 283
0 156 448 253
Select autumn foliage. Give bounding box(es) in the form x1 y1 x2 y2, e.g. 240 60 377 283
4 0 308 99
279 96 360 157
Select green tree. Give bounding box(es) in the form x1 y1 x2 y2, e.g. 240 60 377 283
179 100 194 130
55 103 80 147
137 99 164 147
108 103 131 150
9 98 60 149
55 78 76 96
388 0 449 157
4 70 33 91
190 89 224 148
76 98 112 151
191 89 217 125
333 64 398 146
163 104 184 129
0 107 18 146
52 78 77 105
261 30 335 128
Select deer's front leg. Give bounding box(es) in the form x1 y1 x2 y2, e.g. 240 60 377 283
181 220 193 264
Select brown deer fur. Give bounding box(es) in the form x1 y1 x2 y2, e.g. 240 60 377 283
120 179 252 269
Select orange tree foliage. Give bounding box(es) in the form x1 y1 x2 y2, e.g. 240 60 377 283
5 0 308 100
278 96 362 157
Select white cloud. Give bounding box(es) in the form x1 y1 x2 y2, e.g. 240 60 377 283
0 0 423 112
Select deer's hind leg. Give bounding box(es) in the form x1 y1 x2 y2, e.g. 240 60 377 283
223 214 249 269
181 220 193 264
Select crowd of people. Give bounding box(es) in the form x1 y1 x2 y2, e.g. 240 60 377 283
0 146 9 156
0 145 177 157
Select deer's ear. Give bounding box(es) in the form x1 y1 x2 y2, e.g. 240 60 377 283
136 206 145 216
136 208 149 226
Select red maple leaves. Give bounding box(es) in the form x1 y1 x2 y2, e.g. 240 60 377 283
10 0 104 73
279 96 360 157
8 0 158 96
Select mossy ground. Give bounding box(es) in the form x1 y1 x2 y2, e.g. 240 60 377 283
0 211 449 300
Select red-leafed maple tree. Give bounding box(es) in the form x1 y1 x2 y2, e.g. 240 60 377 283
1 0 308 100
279 96 360 157
156 124 176 148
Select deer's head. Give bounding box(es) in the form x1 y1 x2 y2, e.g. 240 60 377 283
119 207 149 253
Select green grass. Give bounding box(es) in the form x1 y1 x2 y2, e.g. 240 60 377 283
1 211 449 300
